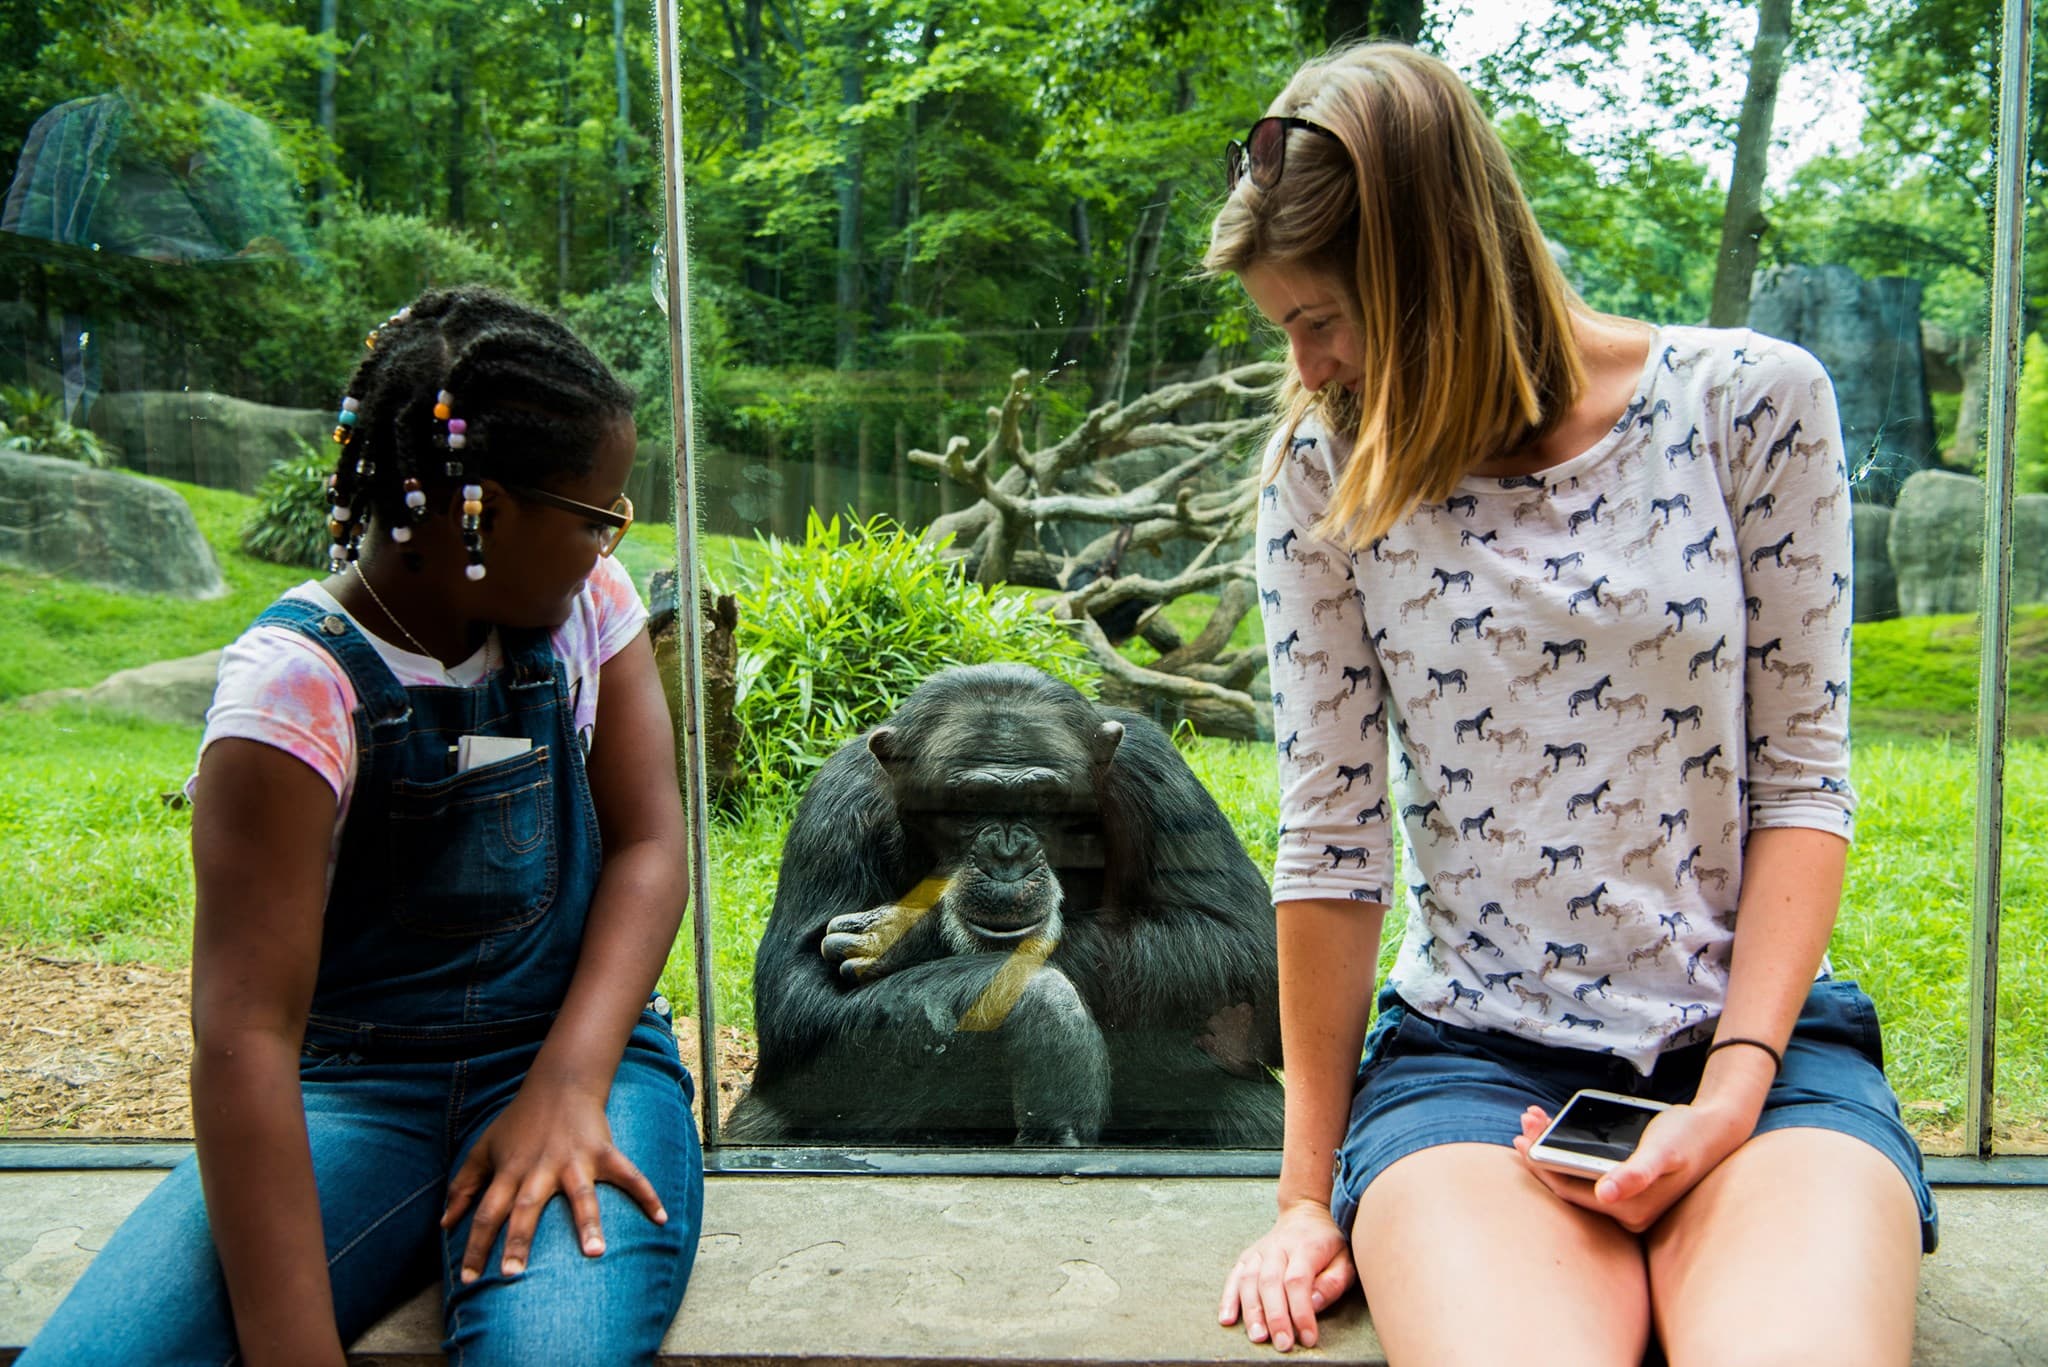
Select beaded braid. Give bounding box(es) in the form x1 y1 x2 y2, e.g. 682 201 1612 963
325 306 414 572
319 287 634 580
433 387 486 579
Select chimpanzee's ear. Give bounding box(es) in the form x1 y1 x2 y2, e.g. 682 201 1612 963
868 726 901 767
1091 720 1124 768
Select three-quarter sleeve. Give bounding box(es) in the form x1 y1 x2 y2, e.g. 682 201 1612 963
1256 427 1395 904
1719 339 1857 838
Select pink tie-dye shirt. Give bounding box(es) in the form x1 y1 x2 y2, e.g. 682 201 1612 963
195 556 649 854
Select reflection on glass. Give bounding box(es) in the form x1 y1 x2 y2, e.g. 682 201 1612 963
0 0 2024 1155
0 3 675 1138
684 2 2010 1149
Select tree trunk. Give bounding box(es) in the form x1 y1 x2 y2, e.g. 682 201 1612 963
1050 198 1101 387
446 13 468 223
612 0 633 283
834 37 865 370
1315 0 1427 46
1100 73 1192 406
1709 0 1792 328
316 0 338 208
557 9 575 301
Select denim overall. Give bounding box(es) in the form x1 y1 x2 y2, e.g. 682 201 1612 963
24 600 702 1367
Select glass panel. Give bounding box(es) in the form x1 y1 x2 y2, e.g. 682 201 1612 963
0 0 2020 1162
1746 0 2006 1157
684 1 2001 1154
0 2 678 1138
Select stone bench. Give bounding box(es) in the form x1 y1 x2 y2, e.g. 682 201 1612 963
3 1159 2044 1364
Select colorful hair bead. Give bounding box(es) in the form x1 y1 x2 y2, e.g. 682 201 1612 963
460 481 486 580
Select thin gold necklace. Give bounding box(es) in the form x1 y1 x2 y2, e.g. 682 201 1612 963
352 562 494 672
352 561 434 656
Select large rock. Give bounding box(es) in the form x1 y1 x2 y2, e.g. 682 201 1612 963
1887 469 2048 615
1890 471 1982 615
0 449 224 597
18 649 222 725
2017 492 2048 607
1849 501 1897 622
87 390 329 494
1748 264 1937 505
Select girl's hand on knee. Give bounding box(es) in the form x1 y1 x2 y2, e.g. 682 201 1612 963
442 1082 668 1283
1512 1102 1749 1233
1218 1200 1355 1354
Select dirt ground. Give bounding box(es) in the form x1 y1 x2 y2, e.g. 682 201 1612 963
4 944 2041 1153
0 945 755 1137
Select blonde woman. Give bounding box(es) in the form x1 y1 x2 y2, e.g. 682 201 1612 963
1209 44 1932 1365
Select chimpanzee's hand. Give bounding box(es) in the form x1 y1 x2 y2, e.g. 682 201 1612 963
820 874 956 982
823 907 891 981
821 901 931 982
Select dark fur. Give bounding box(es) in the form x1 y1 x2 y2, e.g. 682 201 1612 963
726 664 1282 1146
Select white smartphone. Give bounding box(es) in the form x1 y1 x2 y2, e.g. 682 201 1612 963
1527 1088 1672 1178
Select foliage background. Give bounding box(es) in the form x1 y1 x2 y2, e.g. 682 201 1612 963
2 0 2046 1151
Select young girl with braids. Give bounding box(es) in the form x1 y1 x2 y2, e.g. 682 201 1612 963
24 287 700 1367
1208 46 1933 1365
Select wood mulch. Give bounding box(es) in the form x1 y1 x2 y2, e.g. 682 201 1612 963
0 944 754 1138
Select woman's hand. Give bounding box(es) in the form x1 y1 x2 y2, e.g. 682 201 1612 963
442 1077 667 1281
1218 1199 1356 1353
1511 1097 1754 1233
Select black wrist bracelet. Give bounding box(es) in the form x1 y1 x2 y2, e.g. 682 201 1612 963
1707 1036 1784 1074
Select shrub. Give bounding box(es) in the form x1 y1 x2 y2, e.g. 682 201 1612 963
0 385 115 466
730 512 1096 796
240 437 334 569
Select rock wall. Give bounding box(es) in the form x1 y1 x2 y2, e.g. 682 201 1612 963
86 390 328 494
1748 264 1936 505
0 448 224 597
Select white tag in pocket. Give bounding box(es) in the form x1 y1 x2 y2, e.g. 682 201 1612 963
456 735 533 773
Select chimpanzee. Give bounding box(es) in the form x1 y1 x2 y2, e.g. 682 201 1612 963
724 663 1283 1146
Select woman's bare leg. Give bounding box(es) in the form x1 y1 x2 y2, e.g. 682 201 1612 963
1354 1142 1651 1367
1648 1128 1921 1367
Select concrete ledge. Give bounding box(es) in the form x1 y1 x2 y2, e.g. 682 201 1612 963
4 1171 2045 1365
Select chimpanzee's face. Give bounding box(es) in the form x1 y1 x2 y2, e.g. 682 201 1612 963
871 711 1119 938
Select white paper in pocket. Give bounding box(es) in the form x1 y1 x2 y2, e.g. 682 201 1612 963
455 734 533 773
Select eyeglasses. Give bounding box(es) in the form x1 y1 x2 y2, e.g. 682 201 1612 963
1225 115 1343 192
506 485 635 556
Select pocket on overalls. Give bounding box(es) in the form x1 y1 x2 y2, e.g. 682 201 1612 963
386 745 558 936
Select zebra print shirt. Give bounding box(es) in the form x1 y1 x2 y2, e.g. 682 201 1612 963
1257 326 1854 1070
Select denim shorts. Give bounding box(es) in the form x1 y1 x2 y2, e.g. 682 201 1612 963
1329 977 1938 1253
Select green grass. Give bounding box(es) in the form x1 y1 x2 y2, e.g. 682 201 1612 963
5 477 2048 1147
0 705 201 959
1852 604 2048 737
0 479 307 701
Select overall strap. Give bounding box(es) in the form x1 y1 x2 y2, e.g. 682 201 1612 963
498 623 562 694
252 598 412 727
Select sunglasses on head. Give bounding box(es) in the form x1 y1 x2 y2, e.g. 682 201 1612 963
1224 115 1343 192
505 484 635 556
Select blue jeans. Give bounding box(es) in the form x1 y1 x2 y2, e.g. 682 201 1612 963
21 1009 702 1367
